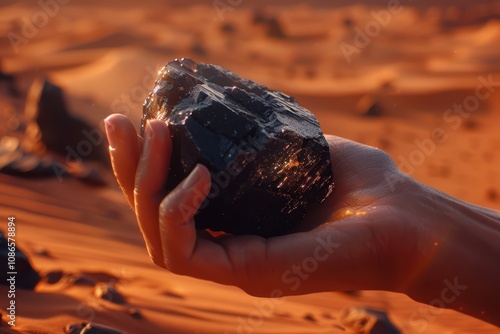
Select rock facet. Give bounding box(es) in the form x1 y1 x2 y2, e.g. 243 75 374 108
142 58 334 237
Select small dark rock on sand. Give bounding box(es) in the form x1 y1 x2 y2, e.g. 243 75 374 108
94 283 126 305
44 270 64 284
128 307 143 319
65 322 124 334
28 79 109 165
340 306 401 334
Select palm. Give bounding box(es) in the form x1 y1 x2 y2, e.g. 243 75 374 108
106 114 411 297
206 135 406 295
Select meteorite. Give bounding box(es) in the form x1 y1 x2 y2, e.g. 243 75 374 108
142 58 333 237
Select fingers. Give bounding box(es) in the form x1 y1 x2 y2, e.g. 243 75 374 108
325 134 397 193
158 165 239 284
134 120 172 266
158 164 208 263
104 114 141 208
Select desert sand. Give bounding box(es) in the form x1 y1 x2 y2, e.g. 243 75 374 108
0 0 499 333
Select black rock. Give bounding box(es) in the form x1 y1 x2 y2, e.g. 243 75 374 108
363 102 383 117
355 95 383 118
0 136 64 178
28 79 109 166
67 273 96 286
44 270 64 284
142 58 334 237
94 283 126 305
252 11 287 39
0 68 19 97
66 322 84 334
65 322 124 334
0 229 40 290
127 307 143 319
340 307 402 334
220 22 236 34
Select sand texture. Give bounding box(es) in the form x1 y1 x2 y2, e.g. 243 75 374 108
0 1 499 333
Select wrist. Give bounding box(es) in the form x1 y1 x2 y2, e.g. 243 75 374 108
403 183 500 324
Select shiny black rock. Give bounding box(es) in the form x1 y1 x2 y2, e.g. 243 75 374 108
142 58 334 237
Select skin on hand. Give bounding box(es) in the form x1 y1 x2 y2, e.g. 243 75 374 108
104 113 500 326
103 112 418 293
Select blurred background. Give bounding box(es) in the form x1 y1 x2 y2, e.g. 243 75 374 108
2 0 500 204
0 0 499 333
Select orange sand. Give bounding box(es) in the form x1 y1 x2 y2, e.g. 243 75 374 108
0 1 499 333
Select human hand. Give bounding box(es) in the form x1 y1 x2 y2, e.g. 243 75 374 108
103 113 429 298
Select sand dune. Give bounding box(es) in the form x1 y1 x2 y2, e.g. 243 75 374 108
0 0 499 333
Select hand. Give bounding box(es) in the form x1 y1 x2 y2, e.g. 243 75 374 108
105 113 500 326
104 113 426 297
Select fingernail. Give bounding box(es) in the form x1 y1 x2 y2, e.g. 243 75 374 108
181 164 204 190
104 118 116 150
142 120 153 158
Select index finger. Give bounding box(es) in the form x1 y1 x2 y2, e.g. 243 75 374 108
105 114 142 208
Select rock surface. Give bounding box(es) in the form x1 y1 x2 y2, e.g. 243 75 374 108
25 78 109 167
143 58 334 237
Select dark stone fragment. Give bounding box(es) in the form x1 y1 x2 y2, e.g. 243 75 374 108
0 136 65 178
190 40 206 56
67 273 96 286
340 290 361 297
0 230 40 290
486 188 498 201
363 102 383 117
0 67 19 97
94 283 126 305
128 307 143 319
340 307 402 334
220 22 236 34
142 58 334 237
66 322 84 334
355 95 383 118
33 247 52 257
29 79 109 166
65 322 124 334
252 11 287 39
44 270 64 284
343 17 355 28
